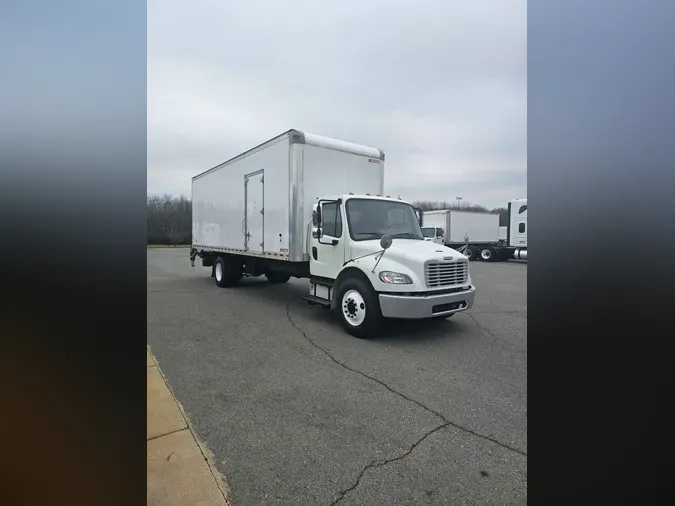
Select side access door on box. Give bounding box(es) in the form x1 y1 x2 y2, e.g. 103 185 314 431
244 169 265 253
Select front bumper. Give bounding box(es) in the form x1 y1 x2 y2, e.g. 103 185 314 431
378 286 476 319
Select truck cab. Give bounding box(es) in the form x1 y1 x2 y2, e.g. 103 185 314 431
421 226 444 245
308 194 476 337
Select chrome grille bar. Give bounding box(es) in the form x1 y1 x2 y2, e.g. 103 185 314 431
425 261 469 288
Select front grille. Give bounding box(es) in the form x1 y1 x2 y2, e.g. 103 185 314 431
425 261 469 288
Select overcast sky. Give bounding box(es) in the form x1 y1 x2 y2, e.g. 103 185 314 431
148 0 526 210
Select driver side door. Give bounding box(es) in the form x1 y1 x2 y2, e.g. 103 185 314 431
310 200 345 280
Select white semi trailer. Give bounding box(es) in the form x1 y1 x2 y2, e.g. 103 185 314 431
421 199 527 262
190 130 476 338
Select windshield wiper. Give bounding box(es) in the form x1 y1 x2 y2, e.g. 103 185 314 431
355 232 383 239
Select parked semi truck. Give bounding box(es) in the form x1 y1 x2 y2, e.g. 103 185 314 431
189 130 476 338
421 199 527 262
499 226 507 241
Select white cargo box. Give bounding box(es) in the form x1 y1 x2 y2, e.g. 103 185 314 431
192 130 385 262
448 211 499 243
422 210 500 243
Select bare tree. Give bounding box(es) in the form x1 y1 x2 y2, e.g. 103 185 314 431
412 200 491 213
147 194 192 245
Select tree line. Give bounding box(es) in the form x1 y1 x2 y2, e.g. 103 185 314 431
147 194 509 244
147 194 192 245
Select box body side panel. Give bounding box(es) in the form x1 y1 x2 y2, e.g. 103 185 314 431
192 138 291 258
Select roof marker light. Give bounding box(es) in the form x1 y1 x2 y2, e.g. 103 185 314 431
366 193 371 196
348 192 354 195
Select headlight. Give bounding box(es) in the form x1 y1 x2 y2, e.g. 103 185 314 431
379 271 413 284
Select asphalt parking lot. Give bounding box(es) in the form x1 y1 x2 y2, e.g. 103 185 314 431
147 248 527 505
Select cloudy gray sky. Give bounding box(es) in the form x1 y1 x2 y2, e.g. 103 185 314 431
148 0 526 210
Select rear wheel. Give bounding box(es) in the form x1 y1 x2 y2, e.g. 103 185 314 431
336 277 382 339
480 246 497 262
464 246 478 261
214 256 242 287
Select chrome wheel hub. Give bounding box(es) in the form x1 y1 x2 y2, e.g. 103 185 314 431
342 289 366 326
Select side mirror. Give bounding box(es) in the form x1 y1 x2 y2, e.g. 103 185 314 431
312 228 323 239
316 206 322 226
380 234 393 250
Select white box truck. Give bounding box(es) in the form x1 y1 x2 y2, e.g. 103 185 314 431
421 200 527 262
190 130 476 338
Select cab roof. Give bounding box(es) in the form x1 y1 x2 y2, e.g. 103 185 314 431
315 194 413 205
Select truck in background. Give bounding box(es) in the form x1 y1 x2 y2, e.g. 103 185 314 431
189 130 477 338
499 226 507 241
421 198 527 262
421 210 499 260
506 198 527 260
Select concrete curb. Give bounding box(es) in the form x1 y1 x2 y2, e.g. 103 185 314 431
148 346 231 505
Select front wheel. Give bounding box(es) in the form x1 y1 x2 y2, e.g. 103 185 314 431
335 277 382 339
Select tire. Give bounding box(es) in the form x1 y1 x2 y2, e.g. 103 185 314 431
266 272 291 283
335 277 382 339
464 246 478 261
214 256 242 287
479 246 497 262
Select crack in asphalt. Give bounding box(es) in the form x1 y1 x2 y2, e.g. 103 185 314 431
466 313 501 341
285 298 527 503
329 421 452 505
285 300 447 422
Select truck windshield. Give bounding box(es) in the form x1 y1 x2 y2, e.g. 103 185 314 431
421 227 436 238
345 199 424 241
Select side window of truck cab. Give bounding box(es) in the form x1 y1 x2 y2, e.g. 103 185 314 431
321 202 343 238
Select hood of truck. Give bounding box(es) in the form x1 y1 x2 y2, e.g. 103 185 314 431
346 238 470 293
349 239 465 264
